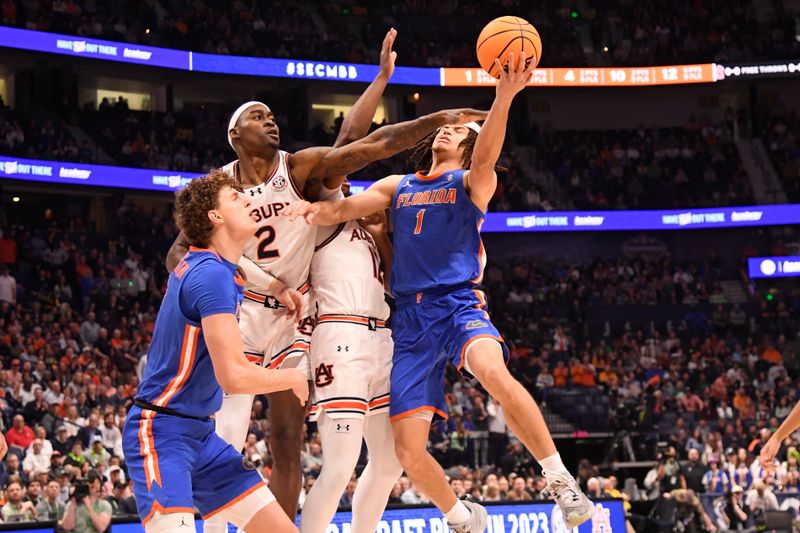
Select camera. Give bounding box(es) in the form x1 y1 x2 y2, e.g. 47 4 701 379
72 480 90 502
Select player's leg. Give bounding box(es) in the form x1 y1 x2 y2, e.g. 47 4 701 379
121 408 199 532
267 388 307 519
195 427 289 533
145 512 197 533
244 501 299 533
390 303 487 533
351 411 403 533
392 415 485 531
464 339 594 527
299 413 364 533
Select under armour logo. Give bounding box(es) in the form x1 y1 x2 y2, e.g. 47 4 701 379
337 345 349 352
179 517 190 528
249 187 263 196
337 424 350 432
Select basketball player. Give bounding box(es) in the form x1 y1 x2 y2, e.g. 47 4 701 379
299 189 400 533
282 52 595 530
166 29 487 525
122 169 308 533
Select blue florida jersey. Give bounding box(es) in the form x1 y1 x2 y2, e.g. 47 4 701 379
390 169 486 296
136 248 244 418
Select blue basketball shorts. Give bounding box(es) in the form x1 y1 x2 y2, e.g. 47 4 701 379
389 285 508 422
122 406 267 526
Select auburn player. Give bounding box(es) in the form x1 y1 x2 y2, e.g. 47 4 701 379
299 182 401 533
122 169 308 533
167 29 487 526
282 52 594 530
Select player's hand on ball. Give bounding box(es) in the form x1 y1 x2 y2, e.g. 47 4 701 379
283 200 319 224
494 51 534 98
438 108 489 126
379 28 397 79
759 437 780 472
289 369 309 406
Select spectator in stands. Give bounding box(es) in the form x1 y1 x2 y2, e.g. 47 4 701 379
658 447 686 493
301 442 323 476
6 414 35 452
682 448 707 494
83 435 109 467
37 479 66 521
22 439 49 476
703 456 730 495
106 480 136 516
60 470 112 533
746 480 779 522
2 480 36 522
507 476 533 501
0 265 15 303
585 477 603 499
26 479 42 507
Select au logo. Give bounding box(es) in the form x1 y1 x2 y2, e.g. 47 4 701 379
272 176 288 192
465 320 488 330
314 363 334 387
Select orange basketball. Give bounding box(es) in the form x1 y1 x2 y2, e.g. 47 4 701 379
476 16 541 78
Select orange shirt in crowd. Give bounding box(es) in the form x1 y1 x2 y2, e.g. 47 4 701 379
763 346 782 364
553 366 568 387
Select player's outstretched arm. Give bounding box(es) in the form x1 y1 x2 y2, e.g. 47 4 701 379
760 400 800 470
283 175 402 226
322 28 397 192
334 28 396 148
204 313 308 404
290 108 487 181
466 51 534 211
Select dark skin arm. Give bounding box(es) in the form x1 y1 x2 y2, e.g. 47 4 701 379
359 210 393 294
319 28 397 193
288 107 487 187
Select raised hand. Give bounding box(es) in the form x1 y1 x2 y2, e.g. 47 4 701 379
379 28 397 79
494 51 534 99
759 437 780 472
282 200 320 224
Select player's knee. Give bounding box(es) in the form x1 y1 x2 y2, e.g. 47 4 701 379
393 437 423 472
270 427 303 463
372 454 404 480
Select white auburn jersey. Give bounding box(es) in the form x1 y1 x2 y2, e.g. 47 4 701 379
311 204 390 320
223 152 316 291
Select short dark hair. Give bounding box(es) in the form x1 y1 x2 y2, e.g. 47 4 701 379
174 169 240 248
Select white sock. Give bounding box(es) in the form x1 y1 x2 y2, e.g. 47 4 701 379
300 415 364 533
539 452 569 475
351 413 403 533
444 501 471 525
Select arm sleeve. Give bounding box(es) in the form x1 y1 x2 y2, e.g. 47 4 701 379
179 262 238 321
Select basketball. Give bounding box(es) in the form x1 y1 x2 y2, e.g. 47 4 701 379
476 16 541 78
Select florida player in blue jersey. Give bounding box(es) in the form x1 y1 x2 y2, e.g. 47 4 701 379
122 169 308 533
283 52 594 531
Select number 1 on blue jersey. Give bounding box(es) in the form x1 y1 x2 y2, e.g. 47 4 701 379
414 209 425 235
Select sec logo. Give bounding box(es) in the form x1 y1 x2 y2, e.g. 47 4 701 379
272 176 288 192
